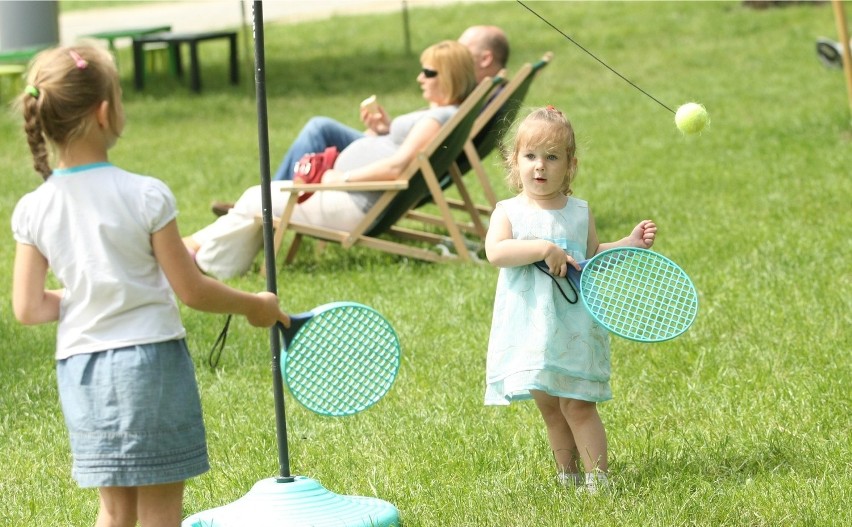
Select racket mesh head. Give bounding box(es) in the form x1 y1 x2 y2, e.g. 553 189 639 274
283 305 400 416
580 249 698 342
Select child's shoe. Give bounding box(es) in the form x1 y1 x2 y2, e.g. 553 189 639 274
577 471 609 495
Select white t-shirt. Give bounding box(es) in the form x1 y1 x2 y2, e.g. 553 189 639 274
11 163 186 359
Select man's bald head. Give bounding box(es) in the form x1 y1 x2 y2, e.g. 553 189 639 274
459 25 510 82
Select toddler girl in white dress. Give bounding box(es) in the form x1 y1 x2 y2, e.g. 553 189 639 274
484 106 657 493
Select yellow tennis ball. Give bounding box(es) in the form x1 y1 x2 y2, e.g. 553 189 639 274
675 102 709 135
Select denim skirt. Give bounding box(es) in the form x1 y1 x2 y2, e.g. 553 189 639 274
56 339 209 488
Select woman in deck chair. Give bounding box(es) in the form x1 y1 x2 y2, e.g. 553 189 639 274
183 40 477 278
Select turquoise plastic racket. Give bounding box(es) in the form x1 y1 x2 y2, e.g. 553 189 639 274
278 302 401 417
535 247 699 342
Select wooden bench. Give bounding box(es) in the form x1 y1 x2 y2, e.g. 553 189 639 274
84 25 172 71
131 30 238 93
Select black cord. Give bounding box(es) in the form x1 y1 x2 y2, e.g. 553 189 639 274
516 0 675 115
208 314 232 369
533 261 579 304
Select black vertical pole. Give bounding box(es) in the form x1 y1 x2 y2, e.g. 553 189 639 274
251 0 293 483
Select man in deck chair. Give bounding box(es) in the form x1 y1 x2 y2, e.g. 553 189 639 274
211 25 509 216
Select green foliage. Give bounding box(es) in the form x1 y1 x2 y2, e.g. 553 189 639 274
2 2 850 526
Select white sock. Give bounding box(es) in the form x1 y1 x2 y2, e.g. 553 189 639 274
557 472 583 487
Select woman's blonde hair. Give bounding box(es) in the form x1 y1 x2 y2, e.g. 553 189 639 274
18 45 121 180
420 40 477 105
502 106 578 196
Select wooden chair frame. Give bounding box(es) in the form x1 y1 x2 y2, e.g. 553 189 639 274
461 51 553 214
260 75 503 272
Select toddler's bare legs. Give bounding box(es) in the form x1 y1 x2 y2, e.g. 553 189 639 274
562 398 608 473
532 391 581 481
532 391 608 490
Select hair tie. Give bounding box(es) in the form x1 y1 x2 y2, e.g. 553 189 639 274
24 85 40 98
546 104 562 115
69 50 88 69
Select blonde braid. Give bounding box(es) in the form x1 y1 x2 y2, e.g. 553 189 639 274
20 91 52 180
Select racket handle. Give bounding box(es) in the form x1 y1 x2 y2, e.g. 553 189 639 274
276 315 307 347
566 265 582 290
534 260 585 290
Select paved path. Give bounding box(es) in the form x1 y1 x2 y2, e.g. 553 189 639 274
60 0 466 46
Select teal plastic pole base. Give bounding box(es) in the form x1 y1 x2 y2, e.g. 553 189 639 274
182 476 400 527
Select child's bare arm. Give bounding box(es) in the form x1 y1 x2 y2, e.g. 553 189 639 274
152 220 289 328
588 210 657 256
485 206 574 274
12 243 63 325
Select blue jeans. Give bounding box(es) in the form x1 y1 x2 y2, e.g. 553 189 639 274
273 116 365 180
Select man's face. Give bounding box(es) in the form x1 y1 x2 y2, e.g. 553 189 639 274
459 29 487 82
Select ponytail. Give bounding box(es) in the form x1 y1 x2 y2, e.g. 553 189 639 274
17 45 120 180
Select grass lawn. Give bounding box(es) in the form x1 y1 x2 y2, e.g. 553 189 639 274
59 0 164 13
1 1 850 525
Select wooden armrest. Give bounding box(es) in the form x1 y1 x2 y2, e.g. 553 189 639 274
281 180 409 192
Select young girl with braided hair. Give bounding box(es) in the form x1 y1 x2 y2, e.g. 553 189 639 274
11 45 289 526
484 106 656 493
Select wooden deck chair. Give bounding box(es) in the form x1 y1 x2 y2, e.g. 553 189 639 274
407 52 553 235
460 51 553 212
261 75 503 272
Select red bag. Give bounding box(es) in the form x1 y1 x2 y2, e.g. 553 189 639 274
292 146 339 203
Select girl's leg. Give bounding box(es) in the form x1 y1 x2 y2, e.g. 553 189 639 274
531 390 581 480
561 398 608 473
137 481 185 527
96 486 137 527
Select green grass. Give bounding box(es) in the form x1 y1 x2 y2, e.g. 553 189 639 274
2 1 851 525
59 0 162 13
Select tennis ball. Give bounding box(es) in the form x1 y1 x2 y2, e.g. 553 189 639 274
675 102 709 135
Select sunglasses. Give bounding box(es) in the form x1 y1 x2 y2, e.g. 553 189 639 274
421 67 438 78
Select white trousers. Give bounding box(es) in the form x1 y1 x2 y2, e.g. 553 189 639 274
192 181 367 278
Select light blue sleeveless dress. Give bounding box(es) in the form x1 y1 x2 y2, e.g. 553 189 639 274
484 196 612 405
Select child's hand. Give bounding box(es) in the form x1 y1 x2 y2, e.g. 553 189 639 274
542 242 578 277
630 220 657 249
246 292 290 328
